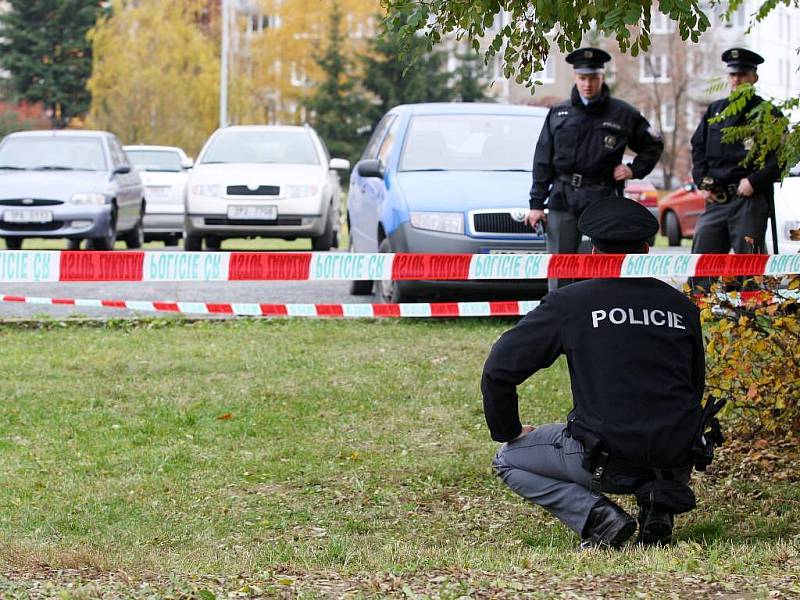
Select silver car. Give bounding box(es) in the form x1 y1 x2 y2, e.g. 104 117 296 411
0 130 145 250
125 144 193 246
184 125 349 251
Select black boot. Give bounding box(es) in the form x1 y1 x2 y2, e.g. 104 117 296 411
580 498 637 550
636 507 674 545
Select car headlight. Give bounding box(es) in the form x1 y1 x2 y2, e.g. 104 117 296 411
190 184 223 198
70 193 107 205
282 185 319 199
409 211 464 234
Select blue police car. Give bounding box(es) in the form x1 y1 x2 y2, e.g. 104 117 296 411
348 103 549 302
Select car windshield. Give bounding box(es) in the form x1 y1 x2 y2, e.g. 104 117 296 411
399 114 544 172
127 149 183 172
0 136 108 171
200 130 319 165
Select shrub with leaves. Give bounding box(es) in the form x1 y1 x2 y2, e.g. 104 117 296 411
699 276 800 437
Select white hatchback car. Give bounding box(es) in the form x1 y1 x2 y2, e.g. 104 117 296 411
184 125 349 251
124 145 193 246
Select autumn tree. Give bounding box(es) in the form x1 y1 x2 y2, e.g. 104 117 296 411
0 0 104 128
302 1 370 165
87 0 220 156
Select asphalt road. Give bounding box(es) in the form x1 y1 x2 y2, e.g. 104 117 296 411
0 245 692 319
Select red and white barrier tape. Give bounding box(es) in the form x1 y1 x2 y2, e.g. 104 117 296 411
0 295 542 318
1 250 799 282
0 290 795 318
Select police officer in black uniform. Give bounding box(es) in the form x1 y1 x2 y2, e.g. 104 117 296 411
525 48 664 290
483 197 706 549
690 48 781 291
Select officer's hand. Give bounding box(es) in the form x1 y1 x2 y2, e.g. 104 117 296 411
525 210 546 228
512 425 536 441
698 190 713 201
738 177 755 197
613 164 634 181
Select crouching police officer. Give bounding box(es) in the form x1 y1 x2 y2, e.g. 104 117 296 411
690 48 782 291
525 48 664 290
483 197 721 549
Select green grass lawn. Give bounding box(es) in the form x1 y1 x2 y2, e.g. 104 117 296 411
0 320 797 598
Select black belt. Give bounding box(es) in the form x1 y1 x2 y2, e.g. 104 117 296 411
557 173 615 188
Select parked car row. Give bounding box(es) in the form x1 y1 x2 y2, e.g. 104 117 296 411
0 125 350 251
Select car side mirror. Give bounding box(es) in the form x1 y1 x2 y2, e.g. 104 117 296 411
111 165 131 179
357 158 384 179
182 157 195 170
329 158 350 171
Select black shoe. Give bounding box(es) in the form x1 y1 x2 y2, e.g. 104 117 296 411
580 498 637 550
636 508 674 545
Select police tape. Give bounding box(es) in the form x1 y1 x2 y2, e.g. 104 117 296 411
0 290 795 318
1 250 800 283
0 295 541 318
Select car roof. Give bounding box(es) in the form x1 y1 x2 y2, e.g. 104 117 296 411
6 129 113 138
215 125 312 134
124 144 186 153
388 103 549 117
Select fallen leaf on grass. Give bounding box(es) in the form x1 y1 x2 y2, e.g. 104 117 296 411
216 413 233 421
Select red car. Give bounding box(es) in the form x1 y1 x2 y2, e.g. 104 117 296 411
658 182 705 246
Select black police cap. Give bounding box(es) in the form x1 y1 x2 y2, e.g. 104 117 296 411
565 47 611 74
722 47 764 74
577 195 659 243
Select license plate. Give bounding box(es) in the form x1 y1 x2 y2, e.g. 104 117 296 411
3 209 53 223
485 249 546 254
146 186 172 202
227 205 277 220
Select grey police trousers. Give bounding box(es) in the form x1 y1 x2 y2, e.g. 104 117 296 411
492 423 669 536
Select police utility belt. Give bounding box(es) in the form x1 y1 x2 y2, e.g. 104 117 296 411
700 177 739 204
567 396 726 515
557 173 615 189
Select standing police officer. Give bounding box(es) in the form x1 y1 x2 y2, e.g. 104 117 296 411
690 48 781 292
525 48 664 290
483 197 706 549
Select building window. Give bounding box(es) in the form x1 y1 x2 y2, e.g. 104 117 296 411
533 56 555 83
290 63 307 87
661 103 676 132
640 55 670 82
652 9 676 34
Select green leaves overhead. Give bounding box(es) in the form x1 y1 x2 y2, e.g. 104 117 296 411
382 0 710 88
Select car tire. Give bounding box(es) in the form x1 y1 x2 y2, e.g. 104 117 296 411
89 209 117 251
123 213 144 249
375 237 406 303
67 239 82 250
184 232 202 251
164 237 179 247
205 235 221 250
4 238 22 250
665 211 682 247
311 209 335 251
348 232 373 295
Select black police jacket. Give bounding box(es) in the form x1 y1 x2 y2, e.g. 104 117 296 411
691 94 781 192
481 277 704 469
529 85 664 211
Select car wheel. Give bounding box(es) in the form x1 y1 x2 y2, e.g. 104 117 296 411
375 237 406 303
66 239 82 250
665 211 682 247
348 229 373 295
205 235 221 251
311 210 335 251
4 238 22 250
89 209 117 250
184 232 202 251
123 213 144 249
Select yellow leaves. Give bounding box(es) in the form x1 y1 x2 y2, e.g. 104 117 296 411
88 0 221 155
